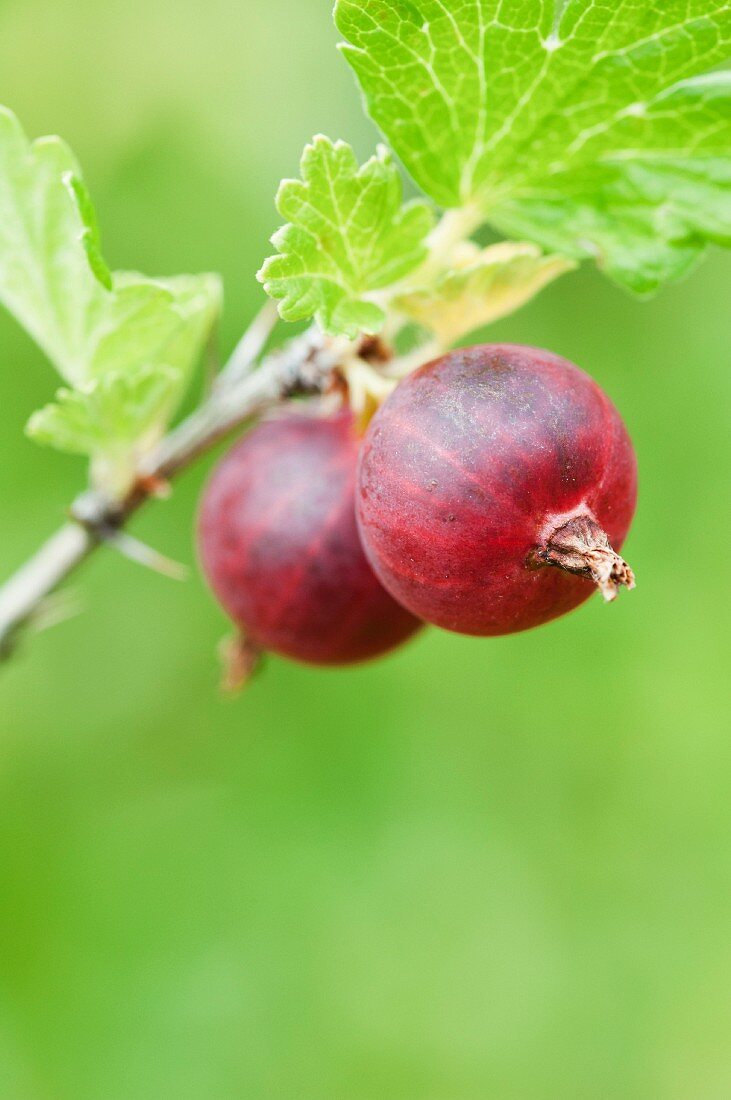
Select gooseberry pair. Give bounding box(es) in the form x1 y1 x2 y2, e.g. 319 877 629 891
198 344 638 667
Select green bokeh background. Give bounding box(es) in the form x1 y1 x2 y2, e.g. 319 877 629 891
1 2 730 1096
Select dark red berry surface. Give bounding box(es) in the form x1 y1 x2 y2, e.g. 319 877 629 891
198 411 422 665
357 344 638 636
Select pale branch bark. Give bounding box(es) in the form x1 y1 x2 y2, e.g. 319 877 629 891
0 524 97 658
0 317 347 662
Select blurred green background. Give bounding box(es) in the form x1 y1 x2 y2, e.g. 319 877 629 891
1 1 730 1096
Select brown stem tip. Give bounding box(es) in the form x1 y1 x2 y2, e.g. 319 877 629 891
218 633 264 695
537 515 636 602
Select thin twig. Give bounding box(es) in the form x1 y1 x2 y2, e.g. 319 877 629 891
0 318 345 662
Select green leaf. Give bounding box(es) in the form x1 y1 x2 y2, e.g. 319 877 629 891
0 107 106 382
149 274 223 375
65 173 113 290
27 366 181 494
24 272 221 481
335 0 731 292
105 272 223 397
0 106 219 386
396 242 575 344
27 367 180 456
258 136 434 337
0 106 222 489
22 268 221 486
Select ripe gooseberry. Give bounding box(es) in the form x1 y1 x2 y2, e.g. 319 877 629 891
198 411 422 665
356 344 638 636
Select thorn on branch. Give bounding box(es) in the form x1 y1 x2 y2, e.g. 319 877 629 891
0 588 84 661
100 529 189 581
32 588 85 634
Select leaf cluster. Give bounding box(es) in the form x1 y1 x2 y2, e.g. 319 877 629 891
0 1 728 491
261 0 730 333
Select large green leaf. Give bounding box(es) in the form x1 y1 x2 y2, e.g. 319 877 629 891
336 0 731 292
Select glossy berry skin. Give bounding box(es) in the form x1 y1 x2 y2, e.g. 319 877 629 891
198 411 422 665
357 344 638 636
